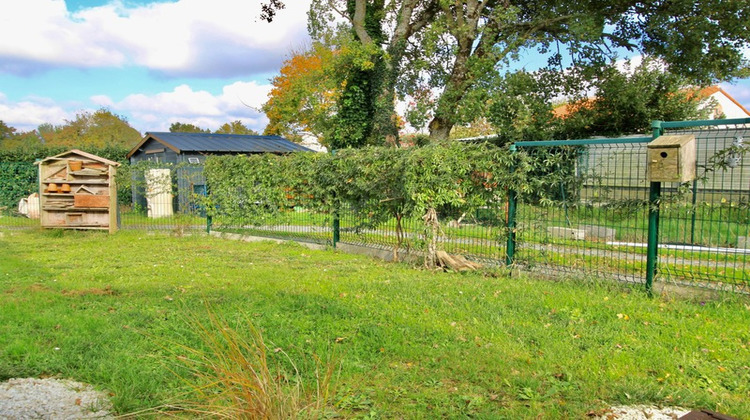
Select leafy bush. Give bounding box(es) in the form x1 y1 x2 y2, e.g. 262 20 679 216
204 142 530 266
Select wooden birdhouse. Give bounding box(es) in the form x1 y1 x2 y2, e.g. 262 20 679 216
647 135 697 183
35 149 120 233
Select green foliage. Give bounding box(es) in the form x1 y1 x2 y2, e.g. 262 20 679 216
36 109 141 149
0 120 16 139
203 153 322 226
487 60 716 142
203 143 527 264
486 71 559 145
556 59 713 138
214 120 259 135
169 122 210 133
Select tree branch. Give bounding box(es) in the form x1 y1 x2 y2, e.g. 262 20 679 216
351 0 373 44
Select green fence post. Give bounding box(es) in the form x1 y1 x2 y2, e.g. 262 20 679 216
331 149 340 248
333 215 340 248
204 183 212 234
690 179 698 244
506 144 518 268
645 121 664 295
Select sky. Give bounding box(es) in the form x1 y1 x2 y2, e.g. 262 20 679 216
1 0 749 136
0 0 312 134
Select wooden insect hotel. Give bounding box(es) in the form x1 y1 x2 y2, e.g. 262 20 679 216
36 149 120 233
647 134 697 183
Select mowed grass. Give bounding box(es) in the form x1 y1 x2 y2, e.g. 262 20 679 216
1 230 749 418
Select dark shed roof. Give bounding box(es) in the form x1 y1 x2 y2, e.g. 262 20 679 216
127 132 314 158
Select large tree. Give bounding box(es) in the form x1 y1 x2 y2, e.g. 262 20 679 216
169 122 210 133
309 0 439 146
305 0 749 141
38 109 141 149
0 121 45 151
215 120 259 135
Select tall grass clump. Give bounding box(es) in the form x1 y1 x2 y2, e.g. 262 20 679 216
159 308 338 419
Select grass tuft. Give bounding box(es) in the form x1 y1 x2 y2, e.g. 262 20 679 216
158 306 338 419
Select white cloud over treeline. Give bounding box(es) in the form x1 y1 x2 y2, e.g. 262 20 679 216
3 80 272 133
92 81 273 131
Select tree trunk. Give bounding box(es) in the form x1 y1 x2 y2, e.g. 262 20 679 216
428 117 453 140
422 207 439 268
393 213 403 262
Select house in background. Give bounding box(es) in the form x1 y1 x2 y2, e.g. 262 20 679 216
698 86 750 119
553 85 750 120
126 132 314 216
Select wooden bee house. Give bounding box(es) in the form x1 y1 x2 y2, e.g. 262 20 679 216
35 149 120 233
647 134 697 183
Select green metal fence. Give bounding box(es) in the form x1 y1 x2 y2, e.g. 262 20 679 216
3 118 748 293
653 119 750 291
507 137 653 285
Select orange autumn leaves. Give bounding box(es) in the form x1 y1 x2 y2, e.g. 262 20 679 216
263 44 339 144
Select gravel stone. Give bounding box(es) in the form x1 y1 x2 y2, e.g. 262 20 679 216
0 378 113 419
599 405 690 419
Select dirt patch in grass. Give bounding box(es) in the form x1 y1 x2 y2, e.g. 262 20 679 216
62 286 117 297
28 283 54 293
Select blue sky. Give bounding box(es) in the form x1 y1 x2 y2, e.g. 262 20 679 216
0 0 311 134
1 0 749 135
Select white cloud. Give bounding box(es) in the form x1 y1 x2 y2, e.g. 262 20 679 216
0 0 310 77
99 81 273 132
2 80 273 134
0 92 73 131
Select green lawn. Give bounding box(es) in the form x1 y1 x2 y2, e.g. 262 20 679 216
1 230 749 418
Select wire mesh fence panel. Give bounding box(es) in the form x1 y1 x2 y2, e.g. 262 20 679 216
513 139 652 284
658 122 750 291
212 212 332 244
0 161 40 230
211 206 332 245
337 205 507 263
119 164 208 232
338 207 414 252
437 206 507 263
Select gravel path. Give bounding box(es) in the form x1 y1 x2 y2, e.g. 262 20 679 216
598 405 690 419
0 378 699 419
0 378 113 419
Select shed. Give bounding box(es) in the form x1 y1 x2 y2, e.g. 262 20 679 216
126 132 314 215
